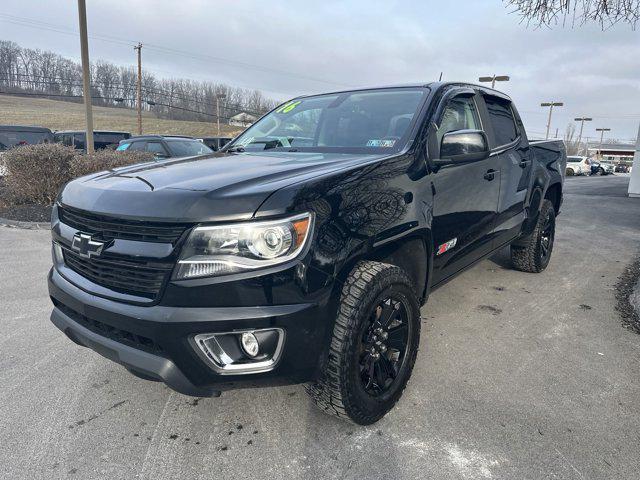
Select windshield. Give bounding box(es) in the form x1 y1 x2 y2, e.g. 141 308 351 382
567 157 583 162
0 130 52 150
229 88 426 154
167 139 213 156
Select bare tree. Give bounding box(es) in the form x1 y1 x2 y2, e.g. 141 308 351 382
505 0 640 28
0 40 277 122
564 123 582 155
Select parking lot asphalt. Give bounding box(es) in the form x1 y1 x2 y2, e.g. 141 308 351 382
1 174 640 480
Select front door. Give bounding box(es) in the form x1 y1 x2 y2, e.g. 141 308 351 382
429 92 501 284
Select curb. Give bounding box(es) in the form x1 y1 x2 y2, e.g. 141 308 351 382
0 217 50 230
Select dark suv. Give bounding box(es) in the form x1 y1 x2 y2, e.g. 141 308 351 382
117 135 213 159
49 83 565 424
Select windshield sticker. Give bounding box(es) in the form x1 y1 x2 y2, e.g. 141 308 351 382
366 139 396 148
276 100 301 114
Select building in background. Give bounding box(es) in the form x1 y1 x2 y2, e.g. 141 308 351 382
587 143 635 165
229 112 258 127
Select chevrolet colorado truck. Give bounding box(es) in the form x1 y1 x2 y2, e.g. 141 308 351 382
48 83 566 425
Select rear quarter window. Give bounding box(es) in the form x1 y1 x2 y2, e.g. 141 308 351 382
484 96 518 146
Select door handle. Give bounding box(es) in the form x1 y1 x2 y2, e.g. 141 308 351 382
484 169 496 181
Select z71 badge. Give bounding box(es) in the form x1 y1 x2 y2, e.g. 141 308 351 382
436 238 457 255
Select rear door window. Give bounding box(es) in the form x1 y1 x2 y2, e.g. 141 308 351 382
484 96 518 146
145 142 169 156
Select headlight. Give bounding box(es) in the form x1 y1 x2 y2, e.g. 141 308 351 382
175 213 313 280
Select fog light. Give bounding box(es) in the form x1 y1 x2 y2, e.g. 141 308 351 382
191 328 284 374
240 332 259 358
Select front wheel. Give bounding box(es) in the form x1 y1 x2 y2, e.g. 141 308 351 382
306 261 421 425
511 199 556 273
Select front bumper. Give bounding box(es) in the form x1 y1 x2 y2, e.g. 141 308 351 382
48 267 334 396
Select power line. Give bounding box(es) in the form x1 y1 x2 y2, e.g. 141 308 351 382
0 13 352 88
0 90 245 123
4 73 267 116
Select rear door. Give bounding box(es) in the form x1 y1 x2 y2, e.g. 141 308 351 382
430 90 501 284
479 94 532 247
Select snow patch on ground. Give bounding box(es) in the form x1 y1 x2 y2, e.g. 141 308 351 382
444 443 501 479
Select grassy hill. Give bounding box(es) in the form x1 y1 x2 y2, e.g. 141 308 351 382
0 94 244 137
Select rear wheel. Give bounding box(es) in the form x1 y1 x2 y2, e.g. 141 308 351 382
511 199 555 273
306 261 420 425
566 168 574 176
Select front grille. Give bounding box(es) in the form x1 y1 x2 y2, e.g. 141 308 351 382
51 298 164 355
62 247 173 299
58 206 188 244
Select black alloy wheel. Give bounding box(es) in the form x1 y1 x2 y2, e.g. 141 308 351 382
359 296 412 397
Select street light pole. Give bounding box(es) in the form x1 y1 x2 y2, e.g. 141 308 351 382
479 75 510 89
574 117 592 147
216 93 226 136
595 127 611 159
77 0 94 153
541 101 563 140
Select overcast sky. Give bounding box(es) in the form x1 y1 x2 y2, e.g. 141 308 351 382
1 0 639 141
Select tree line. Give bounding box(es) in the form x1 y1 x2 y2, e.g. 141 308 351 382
0 39 278 123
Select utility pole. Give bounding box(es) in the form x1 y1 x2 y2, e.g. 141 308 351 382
596 127 611 159
216 93 226 136
77 0 94 153
574 117 592 147
134 43 142 135
479 75 510 89
541 101 563 139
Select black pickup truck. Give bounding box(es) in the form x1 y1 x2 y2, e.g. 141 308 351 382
48 83 565 425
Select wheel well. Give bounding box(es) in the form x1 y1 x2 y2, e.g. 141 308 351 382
364 236 429 303
545 183 562 214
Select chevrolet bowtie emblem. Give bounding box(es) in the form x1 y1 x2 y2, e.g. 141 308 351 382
71 233 109 259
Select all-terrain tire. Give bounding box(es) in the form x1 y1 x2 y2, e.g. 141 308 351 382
305 261 421 425
511 199 556 273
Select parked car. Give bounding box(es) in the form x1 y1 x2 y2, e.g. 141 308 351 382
198 136 233 151
116 135 213 159
615 164 631 173
0 125 54 175
598 160 615 175
53 130 131 151
565 156 590 176
49 82 565 425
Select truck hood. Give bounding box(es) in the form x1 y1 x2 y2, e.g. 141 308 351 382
59 151 385 222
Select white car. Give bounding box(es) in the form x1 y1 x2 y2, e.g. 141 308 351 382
566 156 590 176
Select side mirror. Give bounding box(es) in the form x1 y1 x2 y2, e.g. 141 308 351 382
435 129 490 165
